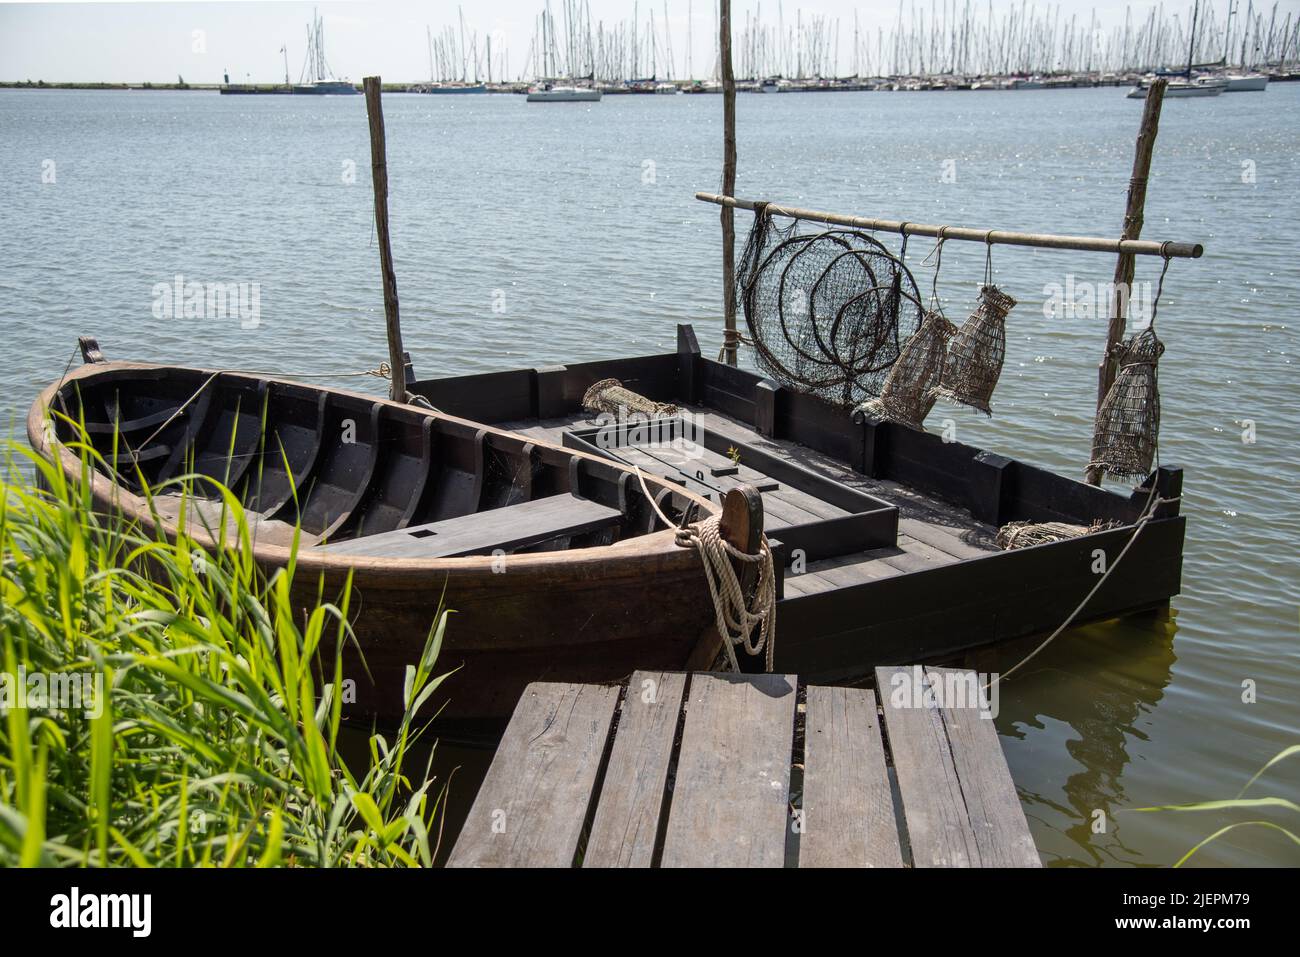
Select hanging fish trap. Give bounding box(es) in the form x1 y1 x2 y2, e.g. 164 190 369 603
1087 325 1164 478
736 207 923 409
859 310 957 428
933 284 1017 416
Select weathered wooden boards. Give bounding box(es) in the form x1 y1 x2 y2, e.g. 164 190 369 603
583 671 686 867
448 669 1039 868
319 493 620 558
801 685 903 867
445 682 618 867
659 673 796 867
876 665 1039 867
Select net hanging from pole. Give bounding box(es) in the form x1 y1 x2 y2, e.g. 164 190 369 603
860 310 957 428
1087 325 1164 478
1087 256 1171 480
932 284 1017 416
736 205 924 409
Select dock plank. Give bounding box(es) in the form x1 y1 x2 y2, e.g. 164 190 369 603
583 671 687 868
876 665 1040 867
801 686 903 867
927 667 1041 867
875 666 979 866
446 682 618 868
660 673 797 867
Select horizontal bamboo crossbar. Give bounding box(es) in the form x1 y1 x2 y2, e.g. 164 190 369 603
695 193 1204 259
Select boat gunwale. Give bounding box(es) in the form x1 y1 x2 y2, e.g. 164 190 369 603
27 361 719 582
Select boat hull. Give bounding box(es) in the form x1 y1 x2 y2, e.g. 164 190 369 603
526 89 602 102
293 82 360 95
29 362 721 728
1224 74 1268 91
409 325 1188 694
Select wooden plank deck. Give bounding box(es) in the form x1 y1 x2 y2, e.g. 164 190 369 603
447 668 1039 868
500 409 999 596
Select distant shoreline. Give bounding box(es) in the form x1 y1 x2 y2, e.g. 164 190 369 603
4 73 1298 95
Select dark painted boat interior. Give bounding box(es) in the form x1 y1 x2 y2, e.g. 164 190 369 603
50 367 690 555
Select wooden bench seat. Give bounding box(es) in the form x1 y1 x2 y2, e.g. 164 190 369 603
316 493 622 558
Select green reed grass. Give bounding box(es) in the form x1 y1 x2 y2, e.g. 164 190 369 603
1132 744 1300 866
0 423 451 867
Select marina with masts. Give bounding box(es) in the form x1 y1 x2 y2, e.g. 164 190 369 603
17 2 1291 94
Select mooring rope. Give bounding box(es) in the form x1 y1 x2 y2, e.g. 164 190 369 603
986 475 1178 692
633 465 777 672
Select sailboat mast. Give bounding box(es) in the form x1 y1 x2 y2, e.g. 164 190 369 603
1186 0 1200 75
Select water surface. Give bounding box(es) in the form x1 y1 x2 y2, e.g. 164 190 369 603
2 86 1297 866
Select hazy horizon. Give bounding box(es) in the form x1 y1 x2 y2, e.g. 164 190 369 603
3 0 1289 85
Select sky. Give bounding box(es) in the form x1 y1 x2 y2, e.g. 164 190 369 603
0 0 1294 84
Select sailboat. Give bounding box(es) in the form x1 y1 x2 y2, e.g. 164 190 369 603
1126 75 1227 98
527 83 602 102
293 9 359 95
1126 0 1225 99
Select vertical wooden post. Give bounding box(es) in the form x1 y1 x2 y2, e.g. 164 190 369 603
363 76 408 404
1086 77 1166 486
719 0 739 367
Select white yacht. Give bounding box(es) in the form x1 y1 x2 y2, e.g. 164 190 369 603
527 83 602 103
1222 73 1269 91
1126 75 1227 98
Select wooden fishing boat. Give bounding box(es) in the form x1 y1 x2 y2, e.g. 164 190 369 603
27 353 731 733
409 324 1188 683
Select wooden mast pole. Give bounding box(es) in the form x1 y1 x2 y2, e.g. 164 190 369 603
720 0 739 367
363 75 408 404
1085 76 1166 486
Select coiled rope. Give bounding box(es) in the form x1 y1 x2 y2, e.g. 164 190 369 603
634 466 777 672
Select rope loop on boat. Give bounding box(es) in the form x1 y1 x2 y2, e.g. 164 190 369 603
674 516 777 673
634 466 777 672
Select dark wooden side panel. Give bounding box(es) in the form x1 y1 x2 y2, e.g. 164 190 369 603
446 682 619 868
776 518 1185 679
659 673 796 867
698 360 758 424
801 685 903 868
409 354 681 424
413 369 536 424
554 354 683 412
583 671 687 868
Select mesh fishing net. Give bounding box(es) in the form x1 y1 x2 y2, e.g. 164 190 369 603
582 378 679 417
737 207 923 408
933 284 1017 416
1088 325 1163 478
860 310 956 428
995 519 1122 550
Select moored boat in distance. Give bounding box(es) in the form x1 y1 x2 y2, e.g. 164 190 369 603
1222 72 1269 91
422 82 489 94
527 83 602 102
293 9 359 95
1127 75 1227 98
293 80 359 95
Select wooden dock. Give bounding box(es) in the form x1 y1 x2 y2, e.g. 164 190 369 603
446 667 1039 868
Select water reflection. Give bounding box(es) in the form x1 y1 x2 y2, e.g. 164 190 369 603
973 612 1179 866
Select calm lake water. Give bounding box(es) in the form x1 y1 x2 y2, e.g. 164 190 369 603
2 86 1297 867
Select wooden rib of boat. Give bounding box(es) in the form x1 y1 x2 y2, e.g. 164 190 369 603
28 358 727 732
